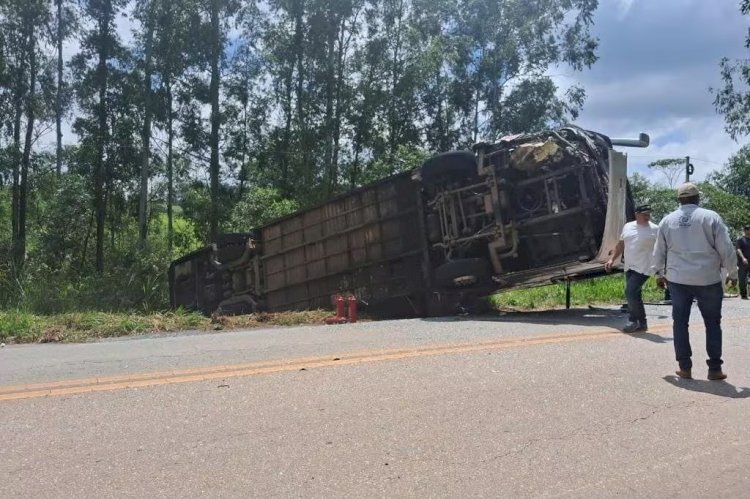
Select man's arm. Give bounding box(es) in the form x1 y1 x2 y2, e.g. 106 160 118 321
651 223 668 286
605 239 625 272
737 241 748 266
715 219 738 281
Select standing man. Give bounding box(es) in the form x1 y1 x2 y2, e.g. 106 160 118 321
737 224 750 300
605 203 658 333
652 183 737 380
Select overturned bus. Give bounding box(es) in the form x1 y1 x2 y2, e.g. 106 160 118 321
169 125 648 317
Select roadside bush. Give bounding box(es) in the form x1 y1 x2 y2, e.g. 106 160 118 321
228 186 299 231
0 206 202 314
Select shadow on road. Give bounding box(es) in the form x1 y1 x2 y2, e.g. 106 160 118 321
628 331 672 344
662 375 750 398
421 307 671 344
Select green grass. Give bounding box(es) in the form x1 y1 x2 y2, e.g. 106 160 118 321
490 274 664 311
0 308 332 344
0 274 659 343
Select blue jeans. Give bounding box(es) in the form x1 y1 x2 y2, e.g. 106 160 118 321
739 263 748 299
625 270 649 324
668 281 724 370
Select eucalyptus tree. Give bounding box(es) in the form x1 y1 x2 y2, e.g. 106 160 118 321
135 0 157 245
0 1 30 266
151 0 199 250
342 0 431 187
412 0 460 152
359 0 423 159
53 0 78 176
174 0 240 242
0 0 56 270
448 0 598 143
261 0 302 198
223 43 267 199
207 0 240 241
71 0 129 273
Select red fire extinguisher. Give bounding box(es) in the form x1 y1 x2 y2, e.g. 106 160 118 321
347 295 357 323
335 294 346 319
325 294 348 324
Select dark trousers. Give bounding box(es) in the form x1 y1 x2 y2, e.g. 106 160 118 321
739 263 748 298
668 281 724 370
625 270 649 324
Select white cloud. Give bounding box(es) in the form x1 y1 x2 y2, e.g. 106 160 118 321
610 119 737 184
614 0 635 19
545 0 750 185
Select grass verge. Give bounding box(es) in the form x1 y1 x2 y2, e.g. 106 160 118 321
490 274 664 311
0 275 663 344
0 308 333 344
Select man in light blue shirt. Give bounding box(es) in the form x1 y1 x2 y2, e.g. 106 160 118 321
651 182 738 380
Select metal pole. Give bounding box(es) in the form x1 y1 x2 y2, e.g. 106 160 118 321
610 133 650 148
685 156 690 182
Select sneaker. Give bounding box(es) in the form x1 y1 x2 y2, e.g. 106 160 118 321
708 369 728 381
623 321 647 333
675 368 692 379
742 296 749 300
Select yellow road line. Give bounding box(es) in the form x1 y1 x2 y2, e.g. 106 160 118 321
1 318 747 402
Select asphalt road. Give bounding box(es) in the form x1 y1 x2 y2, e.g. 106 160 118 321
2 299 750 498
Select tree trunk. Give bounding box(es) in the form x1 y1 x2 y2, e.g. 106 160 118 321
323 11 336 195
472 84 480 144
79 208 95 274
208 0 221 242
138 11 155 245
280 64 293 197
11 97 22 257
94 0 112 273
56 0 63 176
11 30 27 263
435 67 447 151
238 90 248 199
18 25 38 271
331 18 349 196
388 0 404 158
166 76 174 252
293 0 308 189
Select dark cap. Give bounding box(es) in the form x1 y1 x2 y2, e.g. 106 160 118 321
635 203 651 213
744 224 750 230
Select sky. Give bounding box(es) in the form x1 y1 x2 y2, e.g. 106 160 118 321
558 0 750 184
56 0 750 186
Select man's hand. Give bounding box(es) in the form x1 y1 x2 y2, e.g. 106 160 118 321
742 257 748 267
604 259 614 272
727 277 738 288
656 276 668 289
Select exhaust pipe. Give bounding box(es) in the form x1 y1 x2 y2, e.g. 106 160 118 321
610 132 650 148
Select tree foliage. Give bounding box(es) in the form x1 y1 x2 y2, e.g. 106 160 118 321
631 173 750 235
229 186 299 231
0 0 607 313
647 157 686 189
713 0 750 140
628 172 677 223
698 181 750 233
708 144 750 198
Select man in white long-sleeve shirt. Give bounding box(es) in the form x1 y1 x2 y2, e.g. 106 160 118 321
651 182 738 380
